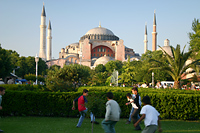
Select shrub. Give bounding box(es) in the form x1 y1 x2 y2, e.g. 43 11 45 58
0 86 199 120
0 90 199 120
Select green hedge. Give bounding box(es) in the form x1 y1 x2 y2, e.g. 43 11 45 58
78 86 200 94
0 84 47 92
0 90 200 120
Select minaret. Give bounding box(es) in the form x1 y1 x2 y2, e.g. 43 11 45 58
47 19 52 61
152 10 157 51
144 22 148 53
39 3 47 60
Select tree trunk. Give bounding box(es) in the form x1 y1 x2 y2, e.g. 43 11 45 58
174 80 180 89
92 115 94 133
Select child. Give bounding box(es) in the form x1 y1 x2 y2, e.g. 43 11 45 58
102 92 121 133
0 87 5 132
72 89 99 127
126 87 142 124
134 96 162 133
125 93 136 124
131 87 142 130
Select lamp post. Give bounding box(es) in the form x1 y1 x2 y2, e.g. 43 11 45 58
35 54 39 85
152 72 154 88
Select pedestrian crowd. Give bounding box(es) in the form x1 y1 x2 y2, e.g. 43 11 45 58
72 87 162 133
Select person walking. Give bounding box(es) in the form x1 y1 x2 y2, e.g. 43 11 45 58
102 92 121 133
134 95 162 133
72 89 99 127
131 87 142 130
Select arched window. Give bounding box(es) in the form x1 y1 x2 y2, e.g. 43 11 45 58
71 58 73 63
75 60 77 63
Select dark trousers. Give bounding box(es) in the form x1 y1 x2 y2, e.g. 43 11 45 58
131 108 141 130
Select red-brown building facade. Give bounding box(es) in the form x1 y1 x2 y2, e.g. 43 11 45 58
47 24 139 68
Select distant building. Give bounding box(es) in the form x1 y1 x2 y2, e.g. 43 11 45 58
39 4 162 68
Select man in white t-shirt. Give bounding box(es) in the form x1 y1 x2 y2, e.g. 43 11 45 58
134 96 162 133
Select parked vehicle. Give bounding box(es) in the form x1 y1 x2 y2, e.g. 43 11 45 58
161 81 174 87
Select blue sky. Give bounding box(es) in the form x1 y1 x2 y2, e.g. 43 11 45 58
0 0 199 59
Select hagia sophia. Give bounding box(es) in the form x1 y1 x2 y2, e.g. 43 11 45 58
39 4 172 69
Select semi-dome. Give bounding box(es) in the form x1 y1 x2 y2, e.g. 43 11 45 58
86 27 114 35
157 46 173 57
94 55 115 66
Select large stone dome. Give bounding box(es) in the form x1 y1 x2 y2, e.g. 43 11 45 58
86 27 114 35
80 25 119 41
94 55 115 66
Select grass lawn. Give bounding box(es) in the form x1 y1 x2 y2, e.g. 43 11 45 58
0 116 199 133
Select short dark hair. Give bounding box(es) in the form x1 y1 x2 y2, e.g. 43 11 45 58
142 96 151 104
132 86 138 92
0 87 5 92
126 93 132 98
83 89 88 93
107 92 113 99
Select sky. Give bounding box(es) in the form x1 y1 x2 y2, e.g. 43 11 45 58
0 0 200 59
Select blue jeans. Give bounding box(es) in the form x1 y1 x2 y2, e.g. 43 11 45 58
129 107 140 122
76 108 95 127
102 119 117 133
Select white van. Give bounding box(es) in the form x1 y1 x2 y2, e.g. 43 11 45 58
161 81 174 87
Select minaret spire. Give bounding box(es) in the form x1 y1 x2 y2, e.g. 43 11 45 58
144 22 148 53
152 10 157 51
99 21 101 27
41 3 46 17
153 10 156 25
39 4 47 60
47 19 52 61
48 19 51 29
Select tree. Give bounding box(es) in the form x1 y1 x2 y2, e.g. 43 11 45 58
121 57 136 86
0 44 12 80
95 64 106 73
7 50 20 70
85 93 106 133
150 44 199 89
46 64 91 91
90 71 109 86
105 60 123 74
15 56 48 78
127 50 172 84
189 18 200 59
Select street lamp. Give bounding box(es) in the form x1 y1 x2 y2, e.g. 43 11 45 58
152 72 154 88
35 54 39 85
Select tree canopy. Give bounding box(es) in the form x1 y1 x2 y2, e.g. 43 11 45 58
0 44 12 79
189 18 200 59
149 45 198 89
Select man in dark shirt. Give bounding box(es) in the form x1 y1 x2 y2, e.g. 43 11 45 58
131 87 142 130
